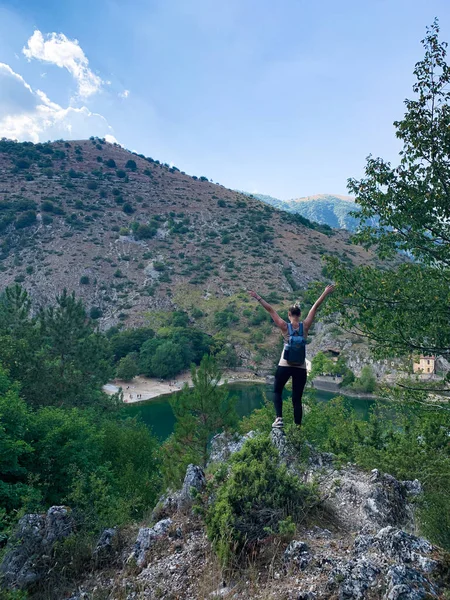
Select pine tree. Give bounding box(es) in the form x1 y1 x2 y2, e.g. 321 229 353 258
162 355 238 485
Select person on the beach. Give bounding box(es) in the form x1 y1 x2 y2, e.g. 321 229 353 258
249 285 335 428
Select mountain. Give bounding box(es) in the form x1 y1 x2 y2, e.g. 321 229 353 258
0 138 371 331
249 193 363 231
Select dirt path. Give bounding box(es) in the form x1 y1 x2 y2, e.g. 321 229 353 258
103 370 267 403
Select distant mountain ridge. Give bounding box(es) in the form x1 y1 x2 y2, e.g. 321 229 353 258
247 193 362 232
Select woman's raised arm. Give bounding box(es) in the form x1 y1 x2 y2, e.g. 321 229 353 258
248 290 287 331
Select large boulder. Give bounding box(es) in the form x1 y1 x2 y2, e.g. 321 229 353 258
0 506 74 590
308 463 420 532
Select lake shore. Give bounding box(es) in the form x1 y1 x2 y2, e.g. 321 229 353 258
103 370 267 403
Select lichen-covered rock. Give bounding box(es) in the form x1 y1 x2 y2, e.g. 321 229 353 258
179 464 206 509
385 564 439 599
374 527 434 567
284 540 311 570
308 463 420 532
330 557 381 599
132 518 172 567
208 431 256 463
0 506 74 590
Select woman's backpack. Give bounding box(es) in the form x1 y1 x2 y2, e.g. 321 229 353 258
283 322 306 365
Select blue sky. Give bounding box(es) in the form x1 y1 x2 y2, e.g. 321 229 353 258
0 0 449 199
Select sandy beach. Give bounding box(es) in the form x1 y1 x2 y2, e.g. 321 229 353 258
103 370 267 404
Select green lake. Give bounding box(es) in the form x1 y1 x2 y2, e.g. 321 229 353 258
124 382 375 441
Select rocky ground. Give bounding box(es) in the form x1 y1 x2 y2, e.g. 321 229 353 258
1 432 448 600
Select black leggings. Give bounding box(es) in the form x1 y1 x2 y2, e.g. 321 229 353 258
273 366 307 425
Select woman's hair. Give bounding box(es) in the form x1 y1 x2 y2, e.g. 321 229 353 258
288 302 301 317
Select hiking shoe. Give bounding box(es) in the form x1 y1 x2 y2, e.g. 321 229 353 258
272 417 284 428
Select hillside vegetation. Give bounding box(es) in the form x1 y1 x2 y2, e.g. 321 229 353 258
0 139 369 322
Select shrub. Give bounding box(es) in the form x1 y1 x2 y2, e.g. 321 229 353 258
205 435 317 563
105 159 116 168
89 306 102 319
41 200 55 212
15 211 37 229
134 224 156 240
116 353 138 381
352 365 377 393
122 203 134 214
79 275 90 285
125 159 137 171
116 170 126 179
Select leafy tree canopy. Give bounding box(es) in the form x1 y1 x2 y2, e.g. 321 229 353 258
325 21 450 367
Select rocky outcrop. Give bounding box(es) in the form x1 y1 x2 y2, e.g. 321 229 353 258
0 506 74 590
93 528 120 565
328 525 440 599
270 429 419 534
310 464 421 532
131 518 173 567
152 464 207 520
179 464 206 507
284 540 312 570
208 431 256 463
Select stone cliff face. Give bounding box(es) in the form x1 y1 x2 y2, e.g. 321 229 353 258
307 321 409 381
1 431 447 599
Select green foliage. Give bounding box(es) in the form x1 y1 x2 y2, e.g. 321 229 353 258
205 435 317 563
134 223 157 239
116 353 138 381
15 211 37 229
0 286 113 408
89 306 102 320
123 202 134 214
162 356 238 486
214 306 239 328
310 351 335 379
105 158 116 168
26 407 104 506
109 327 154 361
325 22 450 362
145 341 185 379
0 366 34 515
139 323 212 379
214 343 240 368
352 365 377 393
79 275 90 285
125 159 137 170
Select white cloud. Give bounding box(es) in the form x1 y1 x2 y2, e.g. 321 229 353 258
105 134 119 144
119 89 130 99
0 62 115 143
23 30 103 98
